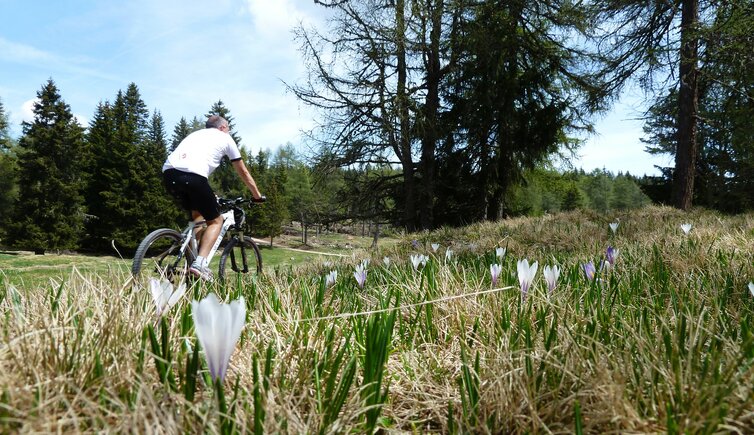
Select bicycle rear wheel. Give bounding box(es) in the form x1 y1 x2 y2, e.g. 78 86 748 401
132 228 194 285
218 236 262 281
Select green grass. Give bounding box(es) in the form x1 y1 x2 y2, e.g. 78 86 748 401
2 206 754 433
0 236 353 289
0 253 124 289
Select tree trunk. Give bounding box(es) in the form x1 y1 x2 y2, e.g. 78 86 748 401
396 0 417 231
371 222 380 249
672 0 699 210
418 0 443 230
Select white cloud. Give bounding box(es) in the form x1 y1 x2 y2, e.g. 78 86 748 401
74 114 88 128
244 0 316 38
0 37 54 64
20 98 38 123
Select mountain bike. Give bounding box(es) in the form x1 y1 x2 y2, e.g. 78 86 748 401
131 197 264 283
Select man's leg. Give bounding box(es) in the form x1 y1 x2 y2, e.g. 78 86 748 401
198 215 223 259
190 213 223 281
192 211 206 242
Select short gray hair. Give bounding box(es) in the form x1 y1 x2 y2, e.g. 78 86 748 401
206 115 228 129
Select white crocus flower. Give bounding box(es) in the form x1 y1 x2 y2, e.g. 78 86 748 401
410 254 428 271
496 247 506 259
192 293 246 382
490 263 502 286
431 243 440 252
609 222 619 233
517 259 539 302
383 257 391 267
680 223 692 234
325 270 338 287
360 259 369 269
445 248 454 262
149 278 186 317
749 282 754 298
354 263 367 288
543 265 560 295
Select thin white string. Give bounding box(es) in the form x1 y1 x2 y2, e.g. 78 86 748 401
288 285 514 323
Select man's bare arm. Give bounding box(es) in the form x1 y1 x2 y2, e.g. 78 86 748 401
231 159 263 199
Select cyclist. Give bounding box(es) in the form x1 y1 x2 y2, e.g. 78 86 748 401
162 115 263 280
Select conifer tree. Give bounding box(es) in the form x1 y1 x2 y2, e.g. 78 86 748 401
84 83 155 251
249 151 288 245
0 98 18 244
170 116 192 152
10 79 86 252
140 110 182 227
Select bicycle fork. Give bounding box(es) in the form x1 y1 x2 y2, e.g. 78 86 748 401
228 235 248 273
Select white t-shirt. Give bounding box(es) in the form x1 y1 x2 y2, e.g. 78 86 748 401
162 128 242 178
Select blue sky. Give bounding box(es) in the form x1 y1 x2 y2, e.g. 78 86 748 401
0 0 668 176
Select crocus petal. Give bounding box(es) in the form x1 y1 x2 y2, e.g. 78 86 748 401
583 262 596 280
326 270 337 287
149 278 171 316
431 243 440 252
680 223 692 234
410 254 421 270
609 222 619 233
166 282 186 310
490 263 501 285
496 247 506 259
749 282 754 297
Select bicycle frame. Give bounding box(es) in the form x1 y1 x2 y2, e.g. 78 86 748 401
178 209 236 265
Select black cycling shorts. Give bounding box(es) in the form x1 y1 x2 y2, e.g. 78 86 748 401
163 168 221 221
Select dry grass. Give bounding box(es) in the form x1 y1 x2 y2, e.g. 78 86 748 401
2 205 754 433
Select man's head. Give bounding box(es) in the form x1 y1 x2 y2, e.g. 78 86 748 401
206 115 230 132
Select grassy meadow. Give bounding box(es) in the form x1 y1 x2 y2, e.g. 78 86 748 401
1 205 754 433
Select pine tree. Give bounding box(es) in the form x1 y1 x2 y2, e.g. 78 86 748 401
84 83 155 251
170 117 192 152
0 98 19 244
251 157 288 245
10 79 86 252
0 97 11 150
140 110 183 228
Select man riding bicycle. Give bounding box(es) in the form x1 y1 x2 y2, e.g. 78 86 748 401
162 115 264 280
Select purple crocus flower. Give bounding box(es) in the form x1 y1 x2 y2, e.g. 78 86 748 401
582 261 596 281
354 264 367 289
605 246 619 267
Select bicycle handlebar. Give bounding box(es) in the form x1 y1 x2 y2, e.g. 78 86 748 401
217 196 266 207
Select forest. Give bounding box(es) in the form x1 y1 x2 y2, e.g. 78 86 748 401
0 0 753 253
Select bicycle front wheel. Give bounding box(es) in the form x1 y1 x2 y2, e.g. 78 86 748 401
132 228 194 285
218 236 262 281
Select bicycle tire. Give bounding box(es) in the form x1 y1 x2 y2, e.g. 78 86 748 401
132 228 194 284
218 236 262 280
